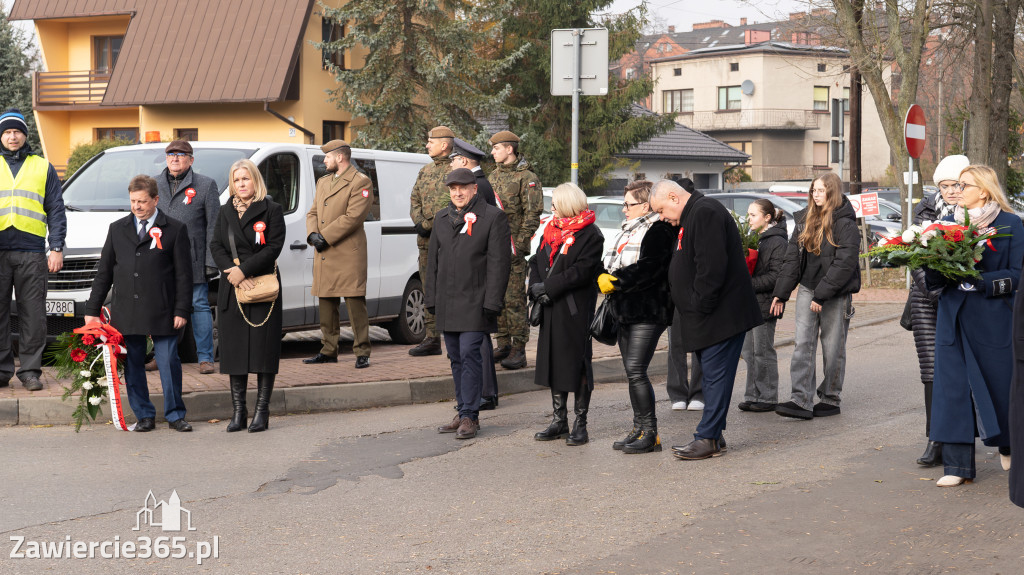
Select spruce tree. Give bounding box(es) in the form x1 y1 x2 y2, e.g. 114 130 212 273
0 11 40 152
494 1 673 192
317 1 524 152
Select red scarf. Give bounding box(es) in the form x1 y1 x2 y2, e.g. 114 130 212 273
541 209 595 266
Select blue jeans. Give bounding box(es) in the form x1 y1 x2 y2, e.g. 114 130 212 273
192 283 215 363
942 442 976 479
444 331 486 421
693 332 745 441
124 334 186 422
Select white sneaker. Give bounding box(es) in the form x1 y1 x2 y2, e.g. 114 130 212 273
936 475 970 487
686 400 705 411
1001 453 1011 471
671 401 687 411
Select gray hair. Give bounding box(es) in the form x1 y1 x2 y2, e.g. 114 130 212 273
651 179 683 201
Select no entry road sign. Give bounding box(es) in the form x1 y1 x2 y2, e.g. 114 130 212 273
904 105 926 159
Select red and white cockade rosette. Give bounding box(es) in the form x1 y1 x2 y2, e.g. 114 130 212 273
254 221 267 244
183 187 196 205
461 212 477 236
677 227 685 250
149 226 163 249
72 318 129 431
561 235 575 255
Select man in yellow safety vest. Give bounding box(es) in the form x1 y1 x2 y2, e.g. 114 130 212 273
0 109 66 392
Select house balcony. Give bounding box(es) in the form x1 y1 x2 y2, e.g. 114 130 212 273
676 109 822 132
33 70 111 109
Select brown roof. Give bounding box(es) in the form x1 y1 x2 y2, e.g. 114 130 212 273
11 0 316 105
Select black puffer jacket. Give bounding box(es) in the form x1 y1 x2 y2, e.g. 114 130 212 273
750 216 789 320
606 219 676 326
772 196 862 304
908 192 945 384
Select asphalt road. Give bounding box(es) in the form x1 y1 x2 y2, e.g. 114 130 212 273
1 319 1022 574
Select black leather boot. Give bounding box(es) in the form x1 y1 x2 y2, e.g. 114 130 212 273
500 345 527 370
493 343 512 362
917 441 943 467
409 337 442 357
613 427 641 450
534 391 569 440
622 427 662 454
566 385 591 446
248 373 275 433
226 375 248 432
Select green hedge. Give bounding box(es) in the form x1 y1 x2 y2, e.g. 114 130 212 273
64 138 136 179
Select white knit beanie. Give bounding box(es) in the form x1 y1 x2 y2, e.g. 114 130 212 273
932 155 970 186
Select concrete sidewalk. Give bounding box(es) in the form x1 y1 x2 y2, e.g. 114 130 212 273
0 288 906 426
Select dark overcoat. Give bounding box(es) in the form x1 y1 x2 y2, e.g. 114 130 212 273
606 219 676 327
85 210 193 336
425 195 511 333
156 167 221 283
932 211 1024 449
529 223 604 392
1010 262 1024 507
669 191 762 352
209 199 285 374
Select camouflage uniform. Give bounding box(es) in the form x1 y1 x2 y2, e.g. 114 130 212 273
488 155 543 349
410 155 453 340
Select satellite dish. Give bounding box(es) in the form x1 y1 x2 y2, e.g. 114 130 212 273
741 80 755 96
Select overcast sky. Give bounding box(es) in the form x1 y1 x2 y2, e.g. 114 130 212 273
604 0 819 32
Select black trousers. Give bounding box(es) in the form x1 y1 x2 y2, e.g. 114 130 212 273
618 322 667 430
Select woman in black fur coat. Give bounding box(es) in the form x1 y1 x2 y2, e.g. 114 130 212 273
598 180 677 454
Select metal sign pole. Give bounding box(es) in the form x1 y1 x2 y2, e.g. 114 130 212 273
571 29 581 186
907 155 914 289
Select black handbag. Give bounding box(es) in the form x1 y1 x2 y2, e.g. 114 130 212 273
899 292 914 331
590 297 618 345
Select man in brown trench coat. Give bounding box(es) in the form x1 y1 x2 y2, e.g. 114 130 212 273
304 140 374 369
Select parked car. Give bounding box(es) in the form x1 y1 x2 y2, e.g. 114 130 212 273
21 142 431 346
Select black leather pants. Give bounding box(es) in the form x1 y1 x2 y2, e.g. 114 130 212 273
617 322 667 430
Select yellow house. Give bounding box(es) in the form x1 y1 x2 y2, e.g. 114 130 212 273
11 0 366 174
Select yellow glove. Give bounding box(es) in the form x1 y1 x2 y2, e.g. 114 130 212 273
598 273 619 294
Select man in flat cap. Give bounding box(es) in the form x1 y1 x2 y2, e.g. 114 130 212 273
487 130 543 370
304 139 374 369
152 139 220 374
427 168 511 439
450 138 495 207
408 126 455 357
0 108 65 392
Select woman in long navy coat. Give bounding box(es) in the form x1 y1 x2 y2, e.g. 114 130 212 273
528 183 604 446
928 164 1024 487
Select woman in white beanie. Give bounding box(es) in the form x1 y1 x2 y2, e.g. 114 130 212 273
907 155 967 468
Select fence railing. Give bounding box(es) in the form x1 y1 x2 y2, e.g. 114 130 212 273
34 70 110 107
676 109 822 131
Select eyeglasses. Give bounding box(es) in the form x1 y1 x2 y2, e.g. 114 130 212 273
622 201 646 209
955 182 979 192
166 153 191 158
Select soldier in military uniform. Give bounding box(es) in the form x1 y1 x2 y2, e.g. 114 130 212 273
408 126 455 356
487 131 543 370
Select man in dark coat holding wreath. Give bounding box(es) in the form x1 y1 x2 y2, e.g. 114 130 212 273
85 175 193 432
426 168 511 440
650 179 762 460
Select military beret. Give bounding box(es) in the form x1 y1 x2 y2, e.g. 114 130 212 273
427 126 455 139
444 168 476 186
488 130 520 146
450 138 486 162
321 139 350 154
165 140 193 155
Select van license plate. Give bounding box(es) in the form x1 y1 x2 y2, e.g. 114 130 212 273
46 300 74 317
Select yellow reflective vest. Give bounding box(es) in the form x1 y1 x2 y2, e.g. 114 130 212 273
0 155 48 238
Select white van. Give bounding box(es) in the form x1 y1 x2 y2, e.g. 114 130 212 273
33 142 430 348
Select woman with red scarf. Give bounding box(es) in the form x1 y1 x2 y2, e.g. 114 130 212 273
529 183 605 446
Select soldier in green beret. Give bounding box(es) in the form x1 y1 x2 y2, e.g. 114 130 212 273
408 126 455 356
487 130 543 369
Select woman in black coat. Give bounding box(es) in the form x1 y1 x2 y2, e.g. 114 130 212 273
909 155 966 466
529 183 604 446
738 199 788 412
597 180 675 454
209 159 285 433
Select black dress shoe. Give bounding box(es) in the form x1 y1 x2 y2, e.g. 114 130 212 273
355 356 370 369
0 378 9 388
134 418 155 432
776 401 813 420
671 438 722 460
479 396 497 410
303 353 337 364
22 376 43 392
168 419 193 432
